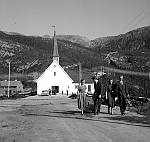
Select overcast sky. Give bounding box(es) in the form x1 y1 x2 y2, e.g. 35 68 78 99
0 0 150 39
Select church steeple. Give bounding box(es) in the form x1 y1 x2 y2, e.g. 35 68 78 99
52 29 59 63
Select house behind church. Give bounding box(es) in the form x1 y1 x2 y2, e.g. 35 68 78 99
0 80 23 96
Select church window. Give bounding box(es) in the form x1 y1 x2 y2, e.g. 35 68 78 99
54 72 56 76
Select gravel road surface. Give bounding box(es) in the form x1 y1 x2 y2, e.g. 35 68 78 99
0 95 150 142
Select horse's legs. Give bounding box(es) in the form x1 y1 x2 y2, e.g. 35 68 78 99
108 106 110 114
110 107 113 115
81 94 84 115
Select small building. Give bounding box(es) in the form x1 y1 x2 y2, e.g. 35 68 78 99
0 80 24 96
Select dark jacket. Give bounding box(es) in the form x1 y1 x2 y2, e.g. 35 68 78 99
94 79 103 99
116 81 128 98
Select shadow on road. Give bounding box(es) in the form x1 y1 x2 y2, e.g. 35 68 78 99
22 110 150 128
103 115 150 126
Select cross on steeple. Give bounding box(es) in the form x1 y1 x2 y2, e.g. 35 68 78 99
52 25 56 36
52 26 59 63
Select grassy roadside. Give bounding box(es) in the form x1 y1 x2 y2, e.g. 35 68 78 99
129 101 150 119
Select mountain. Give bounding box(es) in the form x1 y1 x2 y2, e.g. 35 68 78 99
0 26 150 97
91 26 150 50
43 34 91 47
0 26 150 74
91 26 150 72
0 31 102 74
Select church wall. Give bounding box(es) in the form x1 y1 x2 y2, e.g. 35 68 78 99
37 61 75 95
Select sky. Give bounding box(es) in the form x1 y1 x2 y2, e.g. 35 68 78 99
0 0 150 39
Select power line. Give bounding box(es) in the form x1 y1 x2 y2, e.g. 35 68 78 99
122 2 150 33
128 10 150 30
103 66 149 77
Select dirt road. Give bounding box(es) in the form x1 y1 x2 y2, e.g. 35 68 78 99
0 95 150 142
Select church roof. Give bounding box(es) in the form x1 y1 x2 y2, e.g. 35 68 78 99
53 31 59 57
36 60 73 83
65 69 94 83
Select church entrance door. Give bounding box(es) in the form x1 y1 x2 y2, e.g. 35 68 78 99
52 86 59 95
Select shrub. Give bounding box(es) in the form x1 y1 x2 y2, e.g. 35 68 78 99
132 101 150 118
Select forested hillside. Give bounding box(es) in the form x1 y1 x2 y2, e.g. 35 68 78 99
0 26 150 97
0 31 103 74
91 26 150 72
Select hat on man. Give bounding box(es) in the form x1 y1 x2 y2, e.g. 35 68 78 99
91 71 106 80
97 71 106 76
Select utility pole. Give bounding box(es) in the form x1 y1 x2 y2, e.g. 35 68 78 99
78 62 82 85
7 61 11 98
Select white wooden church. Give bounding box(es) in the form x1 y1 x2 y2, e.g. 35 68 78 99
36 31 94 95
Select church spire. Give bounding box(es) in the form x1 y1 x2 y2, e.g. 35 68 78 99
52 27 59 63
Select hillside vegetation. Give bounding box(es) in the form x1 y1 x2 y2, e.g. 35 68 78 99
0 31 102 74
91 26 150 72
0 26 150 97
